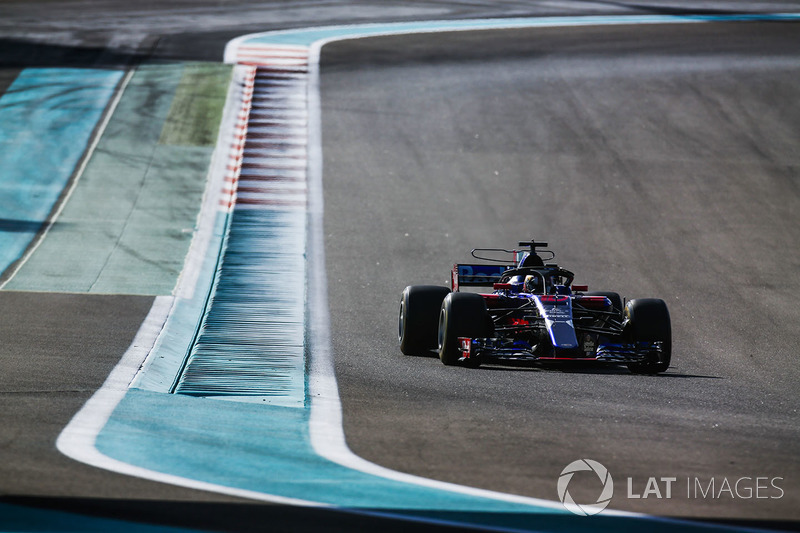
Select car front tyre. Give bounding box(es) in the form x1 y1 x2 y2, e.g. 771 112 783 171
438 292 491 367
625 298 672 374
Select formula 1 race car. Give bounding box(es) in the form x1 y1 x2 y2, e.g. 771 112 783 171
398 240 671 374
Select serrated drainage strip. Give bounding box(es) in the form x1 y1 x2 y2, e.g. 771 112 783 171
172 63 309 406
172 207 307 405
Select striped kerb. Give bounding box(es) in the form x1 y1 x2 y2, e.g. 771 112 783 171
173 48 310 406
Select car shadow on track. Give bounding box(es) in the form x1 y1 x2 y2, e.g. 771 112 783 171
407 351 721 379
480 362 721 379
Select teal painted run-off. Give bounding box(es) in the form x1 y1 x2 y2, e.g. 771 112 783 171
0 68 122 276
4 64 219 295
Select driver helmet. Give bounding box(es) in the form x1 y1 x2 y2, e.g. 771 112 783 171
524 275 541 294
508 275 525 293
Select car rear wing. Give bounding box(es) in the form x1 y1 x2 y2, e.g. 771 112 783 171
451 264 514 292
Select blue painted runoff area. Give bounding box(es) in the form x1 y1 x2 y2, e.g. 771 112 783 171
0 68 122 275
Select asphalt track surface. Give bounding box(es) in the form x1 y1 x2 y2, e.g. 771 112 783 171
1 1 800 531
321 21 800 526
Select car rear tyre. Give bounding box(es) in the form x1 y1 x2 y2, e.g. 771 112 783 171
625 298 672 374
399 285 451 356
438 292 491 367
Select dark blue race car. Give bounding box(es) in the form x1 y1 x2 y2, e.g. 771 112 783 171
398 240 671 374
